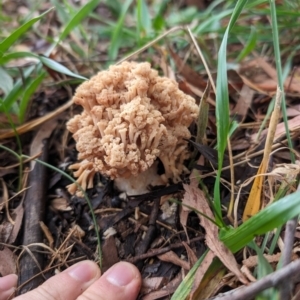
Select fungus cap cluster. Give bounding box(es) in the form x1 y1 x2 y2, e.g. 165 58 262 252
67 61 198 194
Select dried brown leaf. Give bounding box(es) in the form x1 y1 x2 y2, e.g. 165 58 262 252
8 202 24 244
182 241 198 267
158 250 190 270
39 221 54 249
101 236 119 272
251 114 300 143
141 277 168 294
231 85 255 123
239 57 300 94
242 253 282 268
0 247 17 276
142 272 182 300
182 179 248 284
189 250 216 299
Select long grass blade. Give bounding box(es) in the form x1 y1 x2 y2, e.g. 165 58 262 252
109 0 134 61
214 0 248 224
0 8 53 55
220 190 300 252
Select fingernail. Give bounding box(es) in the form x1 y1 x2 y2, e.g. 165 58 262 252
105 262 136 287
67 261 98 283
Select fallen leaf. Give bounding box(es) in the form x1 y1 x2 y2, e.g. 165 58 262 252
182 179 248 284
189 250 216 299
231 85 255 123
158 251 190 270
0 247 17 276
182 241 198 267
239 57 300 94
243 87 282 220
142 272 182 300
8 201 24 244
141 277 168 294
101 236 119 272
251 114 300 143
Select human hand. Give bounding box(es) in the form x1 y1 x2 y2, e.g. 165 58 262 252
0 261 141 300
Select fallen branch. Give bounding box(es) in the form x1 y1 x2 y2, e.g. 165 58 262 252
208 258 300 300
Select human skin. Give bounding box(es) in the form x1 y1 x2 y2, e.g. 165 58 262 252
0 261 141 300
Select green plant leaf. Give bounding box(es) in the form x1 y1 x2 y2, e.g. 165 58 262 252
0 52 86 80
214 0 248 225
0 65 36 113
137 0 151 37
152 0 168 31
250 242 278 300
44 0 101 57
171 249 209 300
18 71 46 123
237 26 257 62
108 0 134 61
57 0 101 44
0 67 13 95
0 51 40 65
220 191 300 252
0 8 53 56
39 56 87 80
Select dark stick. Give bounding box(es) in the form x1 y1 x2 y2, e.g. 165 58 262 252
279 217 297 299
208 258 300 300
135 198 160 270
18 141 48 295
127 236 204 263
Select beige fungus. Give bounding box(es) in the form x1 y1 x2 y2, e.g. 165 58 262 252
67 61 199 195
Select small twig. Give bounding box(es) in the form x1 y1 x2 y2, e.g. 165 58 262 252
127 236 204 263
117 26 184 64
18 141 48 294
208 258 300 300
186 27 216 94
279 217 297 299
135 198 160 270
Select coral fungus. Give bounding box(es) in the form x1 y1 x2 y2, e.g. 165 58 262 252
67 61 198 195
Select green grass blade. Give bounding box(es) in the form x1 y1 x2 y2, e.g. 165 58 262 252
137 0 151 37
219 191 300 252
269 0 295 163
108 0 134 61
152 0 168 31
45 0 101 56
58 0 100 43
237 26 257 62
0 51 40 65
250 242 278 299
171 249 209 300
193 9 234 35
0 8 53 56
0 67 13 95
214 0 248 224
18 71 46 123
0 52 86 80
0 65 36 113
50 0 70 25
39 56 87 80
0 53 85 114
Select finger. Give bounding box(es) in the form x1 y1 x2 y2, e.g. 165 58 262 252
0 274 18 300
14 260 100 300
78 262 141 300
